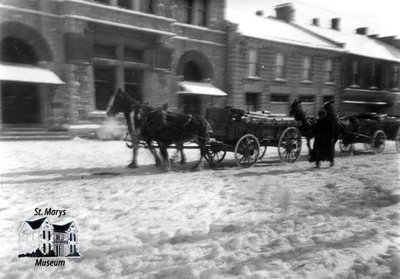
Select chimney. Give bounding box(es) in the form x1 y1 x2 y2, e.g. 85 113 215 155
356 27 368 35
331 18 341 31
255 10 264 16
275 3 295 23
312 18 320 26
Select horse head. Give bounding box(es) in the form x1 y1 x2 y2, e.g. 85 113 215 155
289 99 305 120
323 100 338 121
106 88 140 117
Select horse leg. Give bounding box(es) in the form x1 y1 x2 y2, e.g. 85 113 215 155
147 140 162 168
159 143 171 171
178 144 186 164
306 137 312 156
128 146 139 168
192 139 206 171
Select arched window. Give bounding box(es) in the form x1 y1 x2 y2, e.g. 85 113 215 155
0 37 37 64
183 61 203 81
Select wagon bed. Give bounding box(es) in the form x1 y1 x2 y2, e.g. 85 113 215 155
339 112 400 153
205 108 302 167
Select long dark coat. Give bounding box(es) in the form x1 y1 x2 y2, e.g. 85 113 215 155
310 116 335 163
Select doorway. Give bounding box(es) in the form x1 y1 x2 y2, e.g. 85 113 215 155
1 82 41 124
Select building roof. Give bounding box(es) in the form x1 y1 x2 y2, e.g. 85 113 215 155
297 24 400 62
53 222 73 233
25 217 47 230
226 9 343 52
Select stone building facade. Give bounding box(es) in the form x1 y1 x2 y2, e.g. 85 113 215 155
0 0 227 130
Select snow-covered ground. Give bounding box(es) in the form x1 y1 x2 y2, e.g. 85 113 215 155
0 138 399 279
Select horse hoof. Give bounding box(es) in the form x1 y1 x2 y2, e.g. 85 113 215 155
180 160 186 165
128 163 138 168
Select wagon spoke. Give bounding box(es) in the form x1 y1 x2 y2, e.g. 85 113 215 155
235 134 260 168
278 127 301 163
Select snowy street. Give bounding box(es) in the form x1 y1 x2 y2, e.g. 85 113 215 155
0 138 399 278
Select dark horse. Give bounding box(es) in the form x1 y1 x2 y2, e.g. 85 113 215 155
289 99 315 155
106 89 212 170
289 99 358 155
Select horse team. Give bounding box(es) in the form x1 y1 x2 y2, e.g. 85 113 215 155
106 89 359 170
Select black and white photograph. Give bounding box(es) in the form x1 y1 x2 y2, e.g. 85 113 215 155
0 0 399 278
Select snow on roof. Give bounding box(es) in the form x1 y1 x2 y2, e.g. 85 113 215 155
226 10 343 52
297 24 400 62
53 222 74 233
26 217 47 230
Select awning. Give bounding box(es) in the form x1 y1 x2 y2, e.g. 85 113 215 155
0 63 65 84
342 100 388 105
177 81 227 96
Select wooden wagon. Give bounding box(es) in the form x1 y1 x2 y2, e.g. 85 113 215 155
339 113 400 154
204 108 302 167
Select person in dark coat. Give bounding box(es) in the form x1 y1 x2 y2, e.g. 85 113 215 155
310 108 335 168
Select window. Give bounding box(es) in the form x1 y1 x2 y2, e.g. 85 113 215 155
70 234 72 241
117 0 131 9
248 48 259 77
246 93 259 112
94 44 116 59
94 67 116 110
125 69 143 102
368 63 378 89
154 48 172 69
43 244 46 254
70 245 73 253
148 0 154 13
197 0 207 26
275 53 286 79
299 95 315 103
302 56 313 81
43 231 46 239
124 47 144 62
325 59 334 82
271 94 289 103
94 0 109 5
350 61 360 86
183 0 194 24
391 65 400 89
48 231 51 240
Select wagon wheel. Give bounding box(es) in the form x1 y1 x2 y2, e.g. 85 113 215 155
259 145 267 160
339 139 354 153
278 127 302 163
396 129 400 153
204 142 226 164
370 130 386 154
234 134 260 168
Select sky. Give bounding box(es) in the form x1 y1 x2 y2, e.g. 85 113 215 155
226 0 400 37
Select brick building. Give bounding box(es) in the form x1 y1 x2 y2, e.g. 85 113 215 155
226 2 400 117
225 3 344 117
0 0 227 131
298 19 400 116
